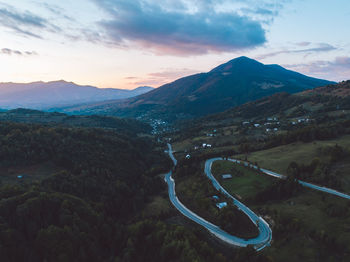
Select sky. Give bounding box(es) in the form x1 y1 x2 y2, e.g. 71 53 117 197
0 0 349 89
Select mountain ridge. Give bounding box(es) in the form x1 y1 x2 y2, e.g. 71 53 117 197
0 80 154 110
57 57 334 120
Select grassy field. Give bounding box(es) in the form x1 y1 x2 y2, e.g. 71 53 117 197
256 189 350 261
211 160 274 200
196 157 350 261
212 160 350 261
233 134 350 175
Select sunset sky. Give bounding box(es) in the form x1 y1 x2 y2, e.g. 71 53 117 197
0 0 349 89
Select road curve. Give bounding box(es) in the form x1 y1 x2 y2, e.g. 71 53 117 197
164 144 272 251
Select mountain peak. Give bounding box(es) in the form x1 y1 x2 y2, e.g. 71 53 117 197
210 56 263 73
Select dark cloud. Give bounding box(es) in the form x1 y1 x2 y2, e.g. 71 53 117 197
284 56 350 81
92 0 267 55
1 48 38 56
256 43 337 59
0 5 60 38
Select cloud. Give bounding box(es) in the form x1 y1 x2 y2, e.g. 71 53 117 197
128 68 200 87
92 0 267 55
295 41 311 47
284 56 350 82
256 43 337 59
0 4 60 38
1 48 38 56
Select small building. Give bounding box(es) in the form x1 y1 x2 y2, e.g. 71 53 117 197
222 174 232 179
266 128 271 132
17 175 23 179
216 202 227 209
242 121 250 125
254 123 260 127
185 154 191 159
274 128 278 131
202 143 207 148
212 195 219 201
206 144 212 148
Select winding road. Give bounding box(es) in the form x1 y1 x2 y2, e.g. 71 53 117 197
165 144 272 251
164 143 350 251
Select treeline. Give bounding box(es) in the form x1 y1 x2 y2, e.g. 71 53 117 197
0 109 151 135
283 144 348 191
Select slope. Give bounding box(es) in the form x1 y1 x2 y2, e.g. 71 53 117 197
59 57 333 120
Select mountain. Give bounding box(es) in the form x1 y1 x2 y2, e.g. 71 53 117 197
178 80 350 144
0 80 153 109
58 57 334 120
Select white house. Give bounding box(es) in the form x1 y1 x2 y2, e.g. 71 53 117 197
216 202 227 209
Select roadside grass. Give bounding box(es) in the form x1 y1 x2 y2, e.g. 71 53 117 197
233 134 350 175
211 160 274 200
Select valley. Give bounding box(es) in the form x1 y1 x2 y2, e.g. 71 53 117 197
0 62 349 262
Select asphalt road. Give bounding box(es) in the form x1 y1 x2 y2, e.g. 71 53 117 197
165 144 272 251
164 143 350 252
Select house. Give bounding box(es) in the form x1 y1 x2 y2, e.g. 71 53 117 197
216 202 227 209
222 174 232 179
212 195 219 201
185 154 191 159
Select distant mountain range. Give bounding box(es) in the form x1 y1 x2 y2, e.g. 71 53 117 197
0 80 153 109
57 57 334 120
